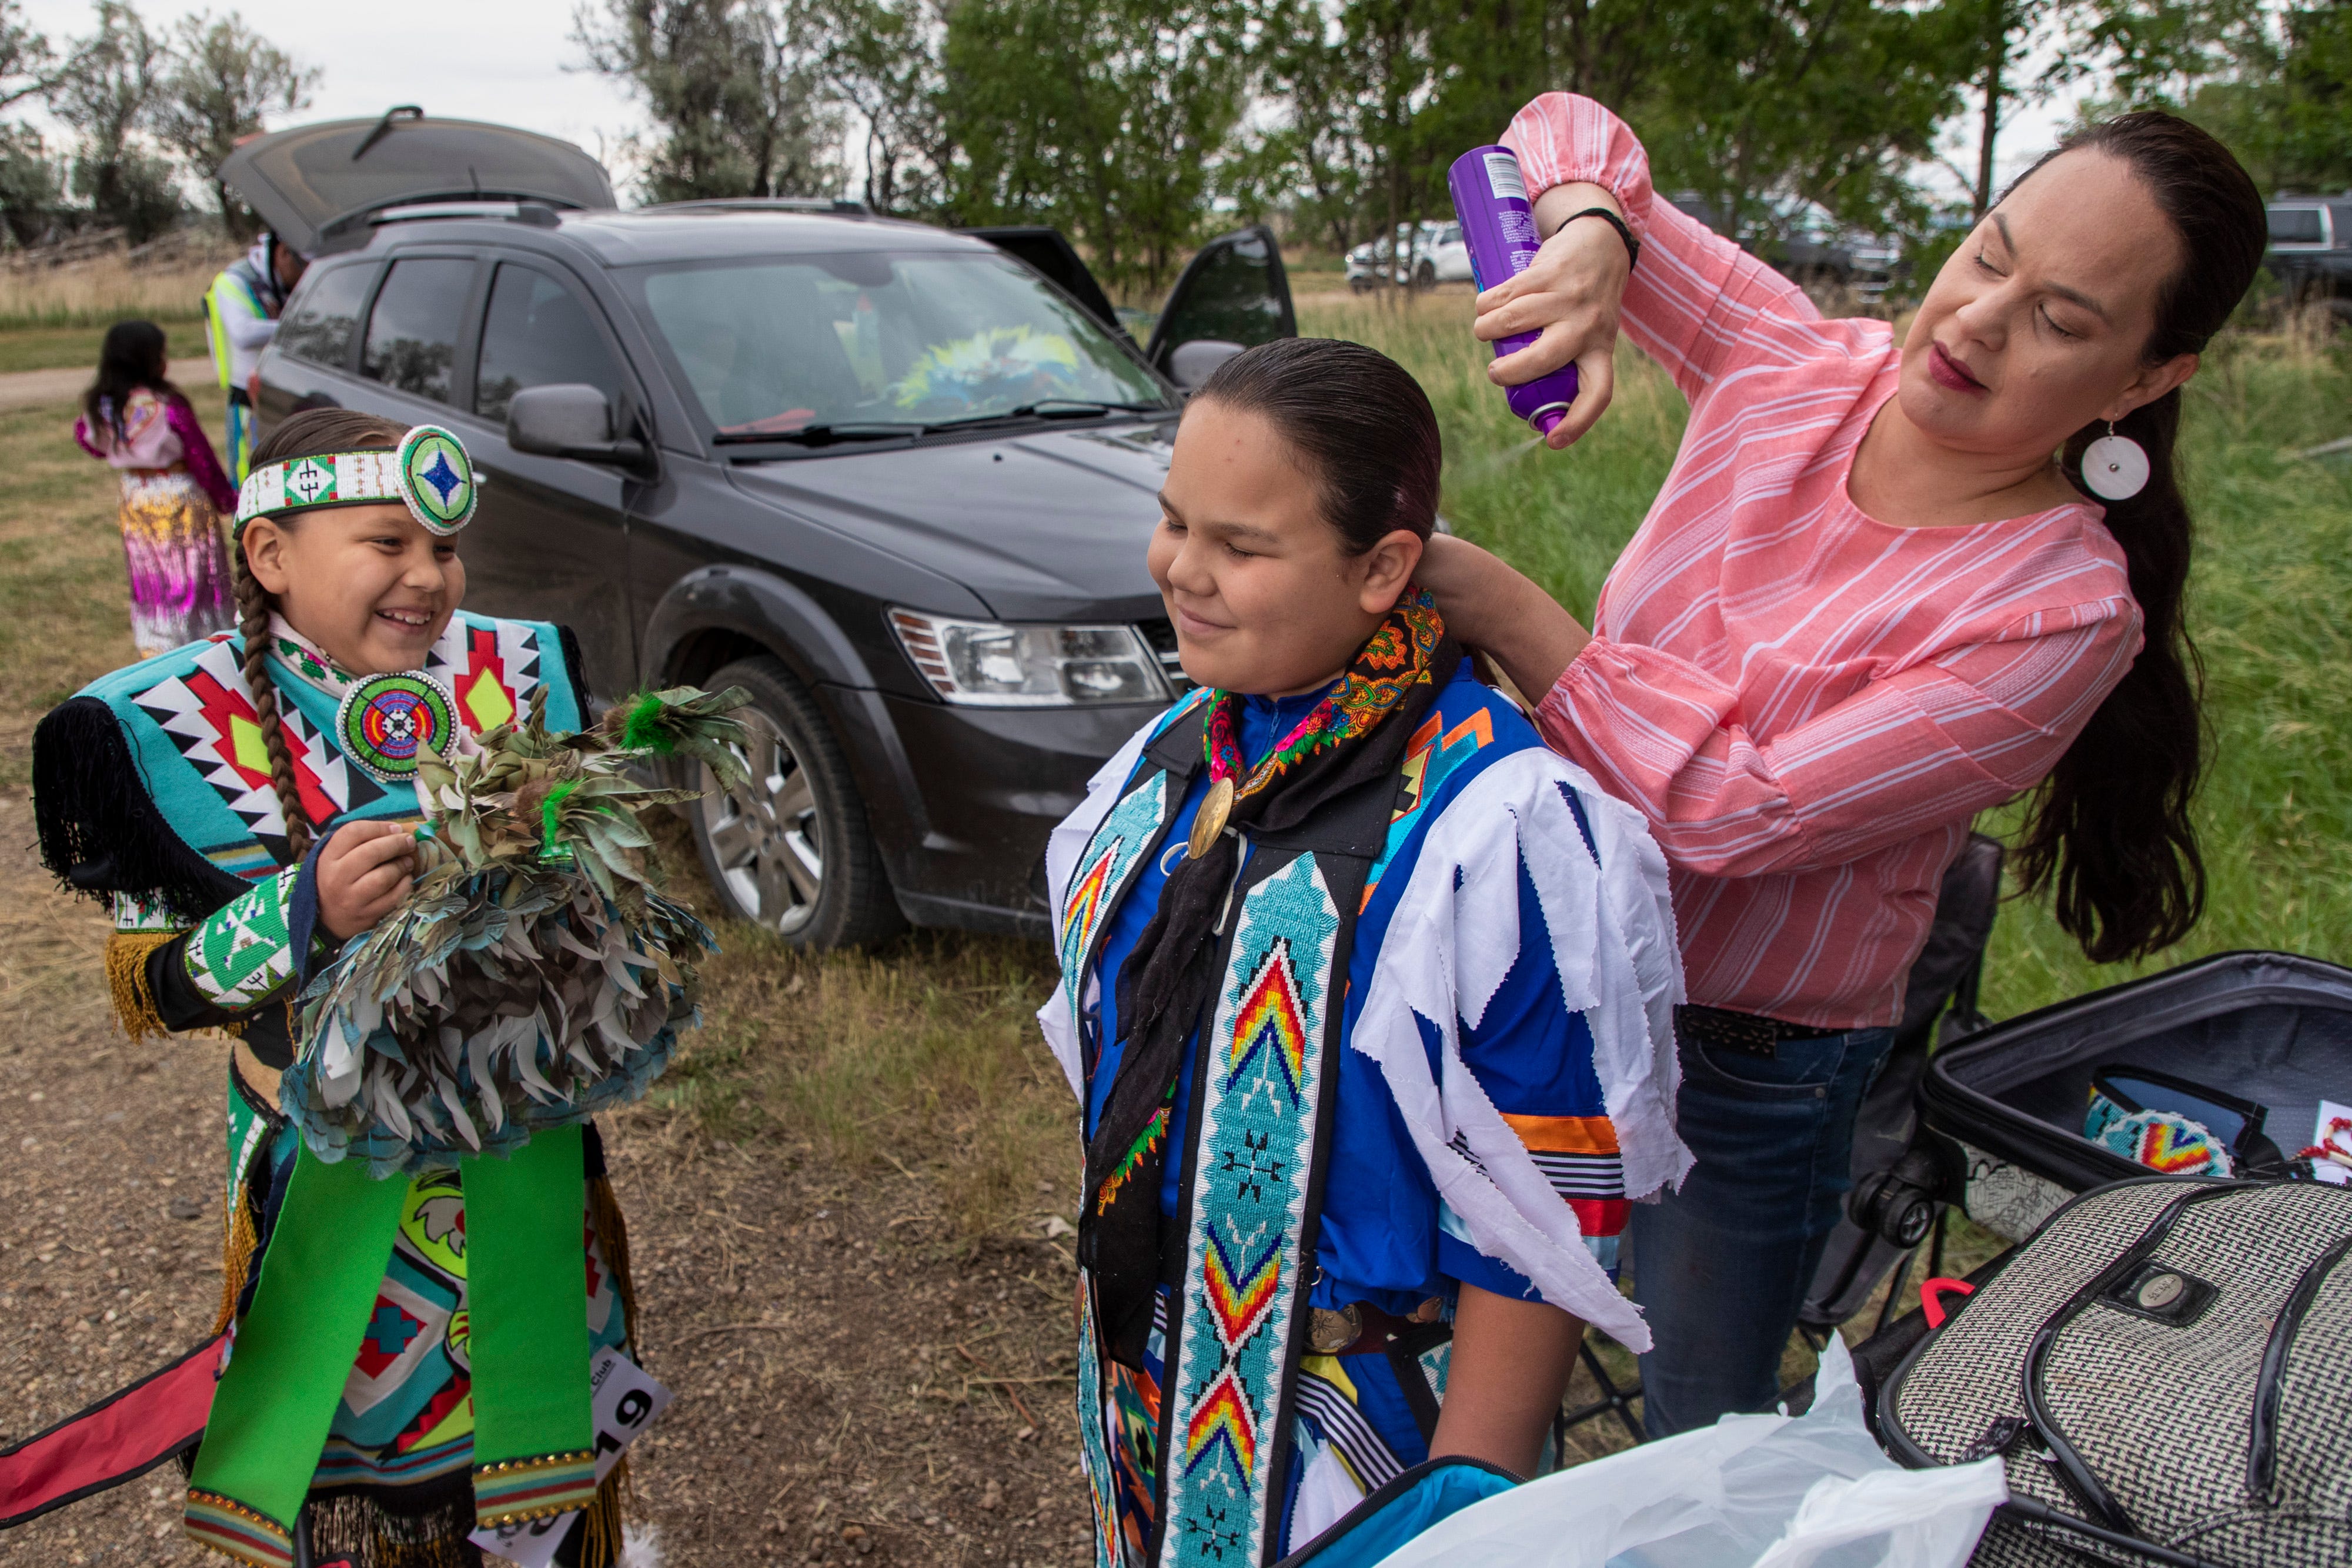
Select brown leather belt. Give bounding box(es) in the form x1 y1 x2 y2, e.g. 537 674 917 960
1307 1296 1445 1357
1674 1003 1844 1059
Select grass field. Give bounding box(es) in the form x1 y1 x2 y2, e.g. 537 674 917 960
0 320 212 374
1313 290 2352 1017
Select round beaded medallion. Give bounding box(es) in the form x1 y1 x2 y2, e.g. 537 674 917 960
335 671 460 783
395 424 478 535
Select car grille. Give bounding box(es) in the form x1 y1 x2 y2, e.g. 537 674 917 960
1139 618 1192 694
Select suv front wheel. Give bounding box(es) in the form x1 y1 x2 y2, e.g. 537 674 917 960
689 655 905 948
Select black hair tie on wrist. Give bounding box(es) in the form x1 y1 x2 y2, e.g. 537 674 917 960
1565 206 1640 273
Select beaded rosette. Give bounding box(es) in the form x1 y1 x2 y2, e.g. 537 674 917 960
333 670 462 784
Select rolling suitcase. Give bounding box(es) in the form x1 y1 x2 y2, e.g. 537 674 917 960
1920 951 2352 1238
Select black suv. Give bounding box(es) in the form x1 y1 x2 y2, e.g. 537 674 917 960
2266 195 2352 319
228 109 1297 947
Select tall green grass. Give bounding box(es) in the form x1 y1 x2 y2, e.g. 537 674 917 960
1299 292 2352 1018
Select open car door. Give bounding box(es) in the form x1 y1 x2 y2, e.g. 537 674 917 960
958 226 1134 347
966 222 1296 388
1145 224 1296 387
219 105 616 256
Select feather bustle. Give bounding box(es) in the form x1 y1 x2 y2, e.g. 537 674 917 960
279 688 739 1175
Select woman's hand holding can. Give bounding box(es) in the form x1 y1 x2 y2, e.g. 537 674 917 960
1474 180 1632 449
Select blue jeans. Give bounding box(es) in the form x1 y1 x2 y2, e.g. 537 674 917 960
1628 1022 1897 1437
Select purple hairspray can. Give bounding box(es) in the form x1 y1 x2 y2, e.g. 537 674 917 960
1448 144 1579 435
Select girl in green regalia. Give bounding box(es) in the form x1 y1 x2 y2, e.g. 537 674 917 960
26 410 648 1568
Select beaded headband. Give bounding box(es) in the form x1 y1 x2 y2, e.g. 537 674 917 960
233 423 479 538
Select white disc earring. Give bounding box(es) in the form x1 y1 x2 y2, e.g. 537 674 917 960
2081 422 2150 501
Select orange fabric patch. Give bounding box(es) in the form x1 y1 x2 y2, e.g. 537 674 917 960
1500 1112 1619 1154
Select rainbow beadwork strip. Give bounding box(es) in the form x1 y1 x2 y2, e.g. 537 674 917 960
183 1488 293 1568
472 1449 600 1527
1158 852 1342 1566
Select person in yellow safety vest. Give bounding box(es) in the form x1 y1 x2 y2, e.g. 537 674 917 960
202 230 308 480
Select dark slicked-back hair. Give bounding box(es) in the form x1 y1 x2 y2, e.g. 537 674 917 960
1191 337 1443 554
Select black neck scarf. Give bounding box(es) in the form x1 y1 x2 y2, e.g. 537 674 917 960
1081 589 1458 1364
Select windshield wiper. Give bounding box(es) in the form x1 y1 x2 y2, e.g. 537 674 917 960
919 399 1170 432
713 422 926 447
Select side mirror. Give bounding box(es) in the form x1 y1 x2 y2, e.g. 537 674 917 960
507 383 648 468
1145 223 1297 379
1167 339 1245 391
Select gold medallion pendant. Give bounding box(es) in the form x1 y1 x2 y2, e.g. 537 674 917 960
1188 775 1235 861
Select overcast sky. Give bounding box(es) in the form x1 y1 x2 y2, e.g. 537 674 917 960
18 0 2081 214
18 0 660 190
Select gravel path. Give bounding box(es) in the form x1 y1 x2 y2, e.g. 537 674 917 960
0 357 213 413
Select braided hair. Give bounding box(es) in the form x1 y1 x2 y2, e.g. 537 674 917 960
235 409 412 861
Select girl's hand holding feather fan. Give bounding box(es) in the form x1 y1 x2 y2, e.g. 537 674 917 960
283 685 751 1178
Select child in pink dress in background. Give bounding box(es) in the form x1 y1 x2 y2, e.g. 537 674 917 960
74 318 238 657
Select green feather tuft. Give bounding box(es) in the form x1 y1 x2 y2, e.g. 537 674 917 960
620 692 673 754
540 778 581 854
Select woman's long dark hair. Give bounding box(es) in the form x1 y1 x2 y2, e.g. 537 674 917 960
235 408 410 860
83 318 175 437
2009 112 2266 964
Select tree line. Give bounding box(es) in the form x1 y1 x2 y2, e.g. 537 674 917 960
0 0 313 248
579 0 2349 295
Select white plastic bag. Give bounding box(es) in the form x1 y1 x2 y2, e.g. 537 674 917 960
1369 1338 2006 1568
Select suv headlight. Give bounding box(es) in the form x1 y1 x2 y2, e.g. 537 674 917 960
888 609 1169 706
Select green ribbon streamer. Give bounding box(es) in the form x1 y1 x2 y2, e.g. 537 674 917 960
190 1127 594 1532
189 1146 409 1533
462 1123 594 1469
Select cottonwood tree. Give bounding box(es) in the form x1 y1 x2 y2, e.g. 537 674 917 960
0 125 59 243
1634 0 1970 248
1236 0 1384 256
149 11 318 236
811 0 951 215
54 0 179 243
0 0 56 111
1229 0 1442 282
0 1 60 244
574 0 842 200
1412 0 1674 178
942 0 1251 293
2073 0 2348 196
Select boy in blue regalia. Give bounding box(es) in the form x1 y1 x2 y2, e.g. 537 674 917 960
1041 339 1692 1568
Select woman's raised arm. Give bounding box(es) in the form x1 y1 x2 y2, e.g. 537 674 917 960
1536 597 2142 879
1491 93 1845 422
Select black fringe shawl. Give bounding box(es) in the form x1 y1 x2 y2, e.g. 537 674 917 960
32 695 247 924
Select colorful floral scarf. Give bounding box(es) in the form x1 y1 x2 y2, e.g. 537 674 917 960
1200 588 1444 802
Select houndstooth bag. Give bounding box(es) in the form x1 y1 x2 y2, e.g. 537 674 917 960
1876 1175 2352 1567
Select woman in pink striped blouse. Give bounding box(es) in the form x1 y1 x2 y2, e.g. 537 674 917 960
1422 93 2269 1433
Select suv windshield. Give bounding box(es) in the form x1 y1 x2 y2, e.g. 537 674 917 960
636 251 1170 439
